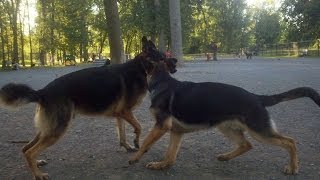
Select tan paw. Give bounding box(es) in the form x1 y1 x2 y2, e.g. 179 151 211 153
283 165 299 175
121 143 138 152
37 160 48 167
128 157 139 165
216 154 230 161
34 172 50 180
146 161 170 170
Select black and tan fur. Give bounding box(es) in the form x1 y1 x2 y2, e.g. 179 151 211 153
0 37 168 180
129 59 320 175
245 51 253 59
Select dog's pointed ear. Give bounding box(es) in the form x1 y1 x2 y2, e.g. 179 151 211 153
148 40 156 50
142 36 148 52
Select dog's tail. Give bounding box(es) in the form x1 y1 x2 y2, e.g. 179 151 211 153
258 87 320 107
0 83 40 108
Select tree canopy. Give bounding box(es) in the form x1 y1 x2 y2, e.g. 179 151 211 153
0 0 319 68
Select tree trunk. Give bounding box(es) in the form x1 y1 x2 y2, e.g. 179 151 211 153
19 14 25 66
50 1 55 65
0 25 6 69
26 0 33 66
154 0 165 52
99 31 107 58
5 27 11 64
83 20 89 62
80 43 83 62
103 0 123 64
39 0 46 66
169 0 183 66
11 0 21 66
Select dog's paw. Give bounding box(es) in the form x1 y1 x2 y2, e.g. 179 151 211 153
126 146 138 152
216 154 230 161
34 172 50 180
128 158 139 165
121 143 138 152
36 160 48 167
146 161 170 170
283 165 299 175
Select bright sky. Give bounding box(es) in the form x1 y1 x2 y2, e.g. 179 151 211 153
21 0 37 31
246 0 282 9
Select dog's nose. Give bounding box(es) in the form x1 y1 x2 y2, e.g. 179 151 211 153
171 69 177 74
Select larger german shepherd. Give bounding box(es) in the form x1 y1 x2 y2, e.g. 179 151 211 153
0 37 167 180
129 59 320 175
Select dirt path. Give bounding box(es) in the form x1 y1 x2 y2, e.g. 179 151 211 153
0 58 319 179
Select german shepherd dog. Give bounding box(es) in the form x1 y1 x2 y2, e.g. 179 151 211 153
245 51 253 59
0 37 169 180
129 59 320 175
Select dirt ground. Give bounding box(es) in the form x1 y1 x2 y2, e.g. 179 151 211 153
0 57 319 179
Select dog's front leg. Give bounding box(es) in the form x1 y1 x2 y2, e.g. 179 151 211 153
128 123 169 164
146 131 183 169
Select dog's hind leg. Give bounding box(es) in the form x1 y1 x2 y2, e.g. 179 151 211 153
216 124 252 161
146 131 183 169
22 133 47 167
120 111 142 149
248 129 298 175
22 133 40 153
23 104 72 179
116 117 136 152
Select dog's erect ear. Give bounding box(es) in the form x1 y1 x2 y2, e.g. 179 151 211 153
140 35 166 62
142 36 148 52
148 40 157 50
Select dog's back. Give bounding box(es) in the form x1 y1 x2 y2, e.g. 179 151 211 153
37 61 147 114
148 67 265 130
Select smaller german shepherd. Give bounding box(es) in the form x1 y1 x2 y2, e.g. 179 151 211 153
0 37 168 180
129 59 320 175
245 51 253 59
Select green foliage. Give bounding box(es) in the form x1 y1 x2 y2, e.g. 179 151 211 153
254 10 281 46
281 0 320 41
1 0 320 67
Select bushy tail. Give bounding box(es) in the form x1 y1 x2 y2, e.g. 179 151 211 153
258 87 320 107
0 83 39 107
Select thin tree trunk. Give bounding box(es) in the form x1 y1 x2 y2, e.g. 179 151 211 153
19 14 25 66
98 31 107 58
103 0 123 64
5 25 11 64
11 0 21 66
83 20 89 62
26 0 33 66
80 44 83 62
155 0 165 52
50 1 55 65
169 0 183 65
39 0 46 66
0 25 6 69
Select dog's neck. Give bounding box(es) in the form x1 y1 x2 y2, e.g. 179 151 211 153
127 56 153 76
148 65 172 96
